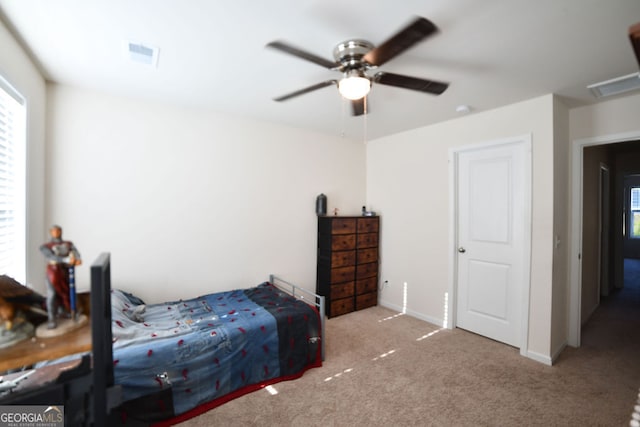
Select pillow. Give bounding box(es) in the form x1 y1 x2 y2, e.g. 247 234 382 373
111 289 145 322
121 290 145 306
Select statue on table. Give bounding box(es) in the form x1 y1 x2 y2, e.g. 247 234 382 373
39 225 82 329
0 275 46 348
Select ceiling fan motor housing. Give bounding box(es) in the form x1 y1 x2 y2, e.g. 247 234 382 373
333 40 375 70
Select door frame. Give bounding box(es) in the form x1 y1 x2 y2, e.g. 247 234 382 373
598 163 610 299
448 134 532 357
569 129 640 347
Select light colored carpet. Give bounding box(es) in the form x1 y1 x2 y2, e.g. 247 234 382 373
180 276 640 427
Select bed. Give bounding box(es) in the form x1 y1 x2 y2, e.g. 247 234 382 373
100 254 326 425
92 254 324 425
0 253 325 426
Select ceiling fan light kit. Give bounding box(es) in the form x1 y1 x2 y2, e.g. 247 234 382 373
338 70 371 100
266 16 449 116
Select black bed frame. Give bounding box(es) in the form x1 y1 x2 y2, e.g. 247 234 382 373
0 252 121 426
90 252 122 425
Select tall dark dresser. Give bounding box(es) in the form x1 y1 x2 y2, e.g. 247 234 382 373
316 216 379 318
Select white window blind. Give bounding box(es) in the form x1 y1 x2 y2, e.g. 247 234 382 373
0 76 26 282
632 187 640 211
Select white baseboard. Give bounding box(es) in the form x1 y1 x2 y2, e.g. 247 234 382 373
550 340 568 364
527 340 567 366
378 299 445 328
525 349 553 366
380 299 558 366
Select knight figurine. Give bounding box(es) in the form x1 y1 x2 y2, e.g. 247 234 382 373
39 225 82 329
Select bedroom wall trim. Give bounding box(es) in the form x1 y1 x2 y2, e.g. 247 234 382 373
569 129 640 347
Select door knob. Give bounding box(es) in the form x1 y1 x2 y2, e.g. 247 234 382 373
458 247 466 253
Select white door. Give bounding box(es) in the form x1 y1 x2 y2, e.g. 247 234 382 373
455 139 530 348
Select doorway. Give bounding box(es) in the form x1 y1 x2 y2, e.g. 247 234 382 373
569 131 640 347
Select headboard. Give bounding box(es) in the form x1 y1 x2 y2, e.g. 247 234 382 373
90 252 120 426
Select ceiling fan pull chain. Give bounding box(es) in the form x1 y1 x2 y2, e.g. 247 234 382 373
363 96 368 145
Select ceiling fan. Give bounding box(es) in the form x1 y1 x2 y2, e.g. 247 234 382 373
266 16 449 116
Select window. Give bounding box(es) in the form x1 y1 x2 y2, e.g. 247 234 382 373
630 187 640 239
0 75 26 282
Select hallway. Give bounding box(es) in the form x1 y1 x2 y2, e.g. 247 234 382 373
579 258 640 425
581 258 640 348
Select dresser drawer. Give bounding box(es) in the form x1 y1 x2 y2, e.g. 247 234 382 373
331 250 356 267
356 277 378 295
332 218 356 234
357 217 379 233
356 291 377 310
331 297 354 317
357 248 378 264
331 234 356 251
357 233 378 248
331 281 354 299
331 266 355 283
356 262 378 280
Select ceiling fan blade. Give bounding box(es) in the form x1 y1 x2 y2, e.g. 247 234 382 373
351 97 370 116
374 71 449 95
273 80 337 102
630 22 640 68
363 17 438 67
266 40 337 69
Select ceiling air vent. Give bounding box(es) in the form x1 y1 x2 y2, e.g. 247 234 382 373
588 72 640 98
124 40 160 67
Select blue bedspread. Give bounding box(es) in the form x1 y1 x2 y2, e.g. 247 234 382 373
111 282 322 419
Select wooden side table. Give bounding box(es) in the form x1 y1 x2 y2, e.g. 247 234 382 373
0 320 91 373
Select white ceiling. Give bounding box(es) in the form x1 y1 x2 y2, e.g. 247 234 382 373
1 0 639 141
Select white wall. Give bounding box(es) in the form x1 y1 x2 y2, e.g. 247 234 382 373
367 95 556 360
570 94 640 141
0 18 47 289
45 84 366 302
